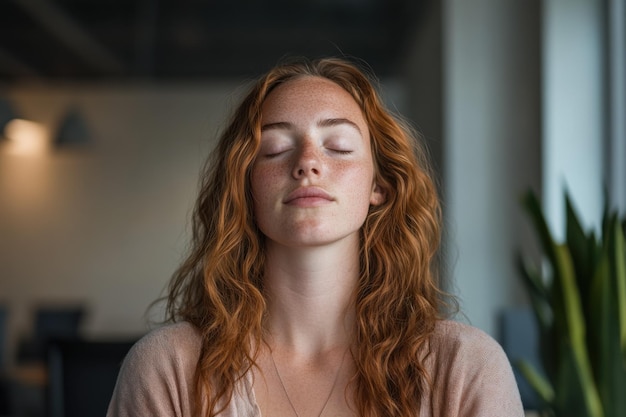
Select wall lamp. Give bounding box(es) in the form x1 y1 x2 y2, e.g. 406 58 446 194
54 108 91 147
1 99 91 155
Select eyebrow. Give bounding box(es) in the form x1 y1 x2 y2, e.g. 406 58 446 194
261 118 362 135
318 118 362 135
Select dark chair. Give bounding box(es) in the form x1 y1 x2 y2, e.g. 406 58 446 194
46 338 136 417
17 306 86 364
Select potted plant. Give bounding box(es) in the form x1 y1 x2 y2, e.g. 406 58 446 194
516 190 626 417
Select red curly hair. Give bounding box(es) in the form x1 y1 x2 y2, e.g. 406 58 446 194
165 57 453 416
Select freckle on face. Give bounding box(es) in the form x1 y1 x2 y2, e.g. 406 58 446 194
250 76 380 248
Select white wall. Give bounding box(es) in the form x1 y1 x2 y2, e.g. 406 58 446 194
542 0 605 238
442 0 542 336
0 81 241 365
608 0 626 213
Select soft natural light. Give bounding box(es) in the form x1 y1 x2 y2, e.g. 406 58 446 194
3 118 49 155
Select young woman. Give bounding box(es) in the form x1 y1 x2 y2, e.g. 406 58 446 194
107 57 524 417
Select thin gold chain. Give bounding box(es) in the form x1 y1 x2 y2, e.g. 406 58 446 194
269 347 349 417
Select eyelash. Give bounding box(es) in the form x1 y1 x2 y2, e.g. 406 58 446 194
262 147 353 158
264 152 286 158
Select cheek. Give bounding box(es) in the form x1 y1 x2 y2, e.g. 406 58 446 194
342 163 376 203
250 163 282 213
251 164 274 195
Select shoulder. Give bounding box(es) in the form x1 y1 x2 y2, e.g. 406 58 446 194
428 319 513 379
122 321 203 384
423 320 524 417
430 319 504 358
130 321 202 360
107 321 203 417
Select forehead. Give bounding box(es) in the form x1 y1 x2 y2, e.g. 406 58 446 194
260 76 366 125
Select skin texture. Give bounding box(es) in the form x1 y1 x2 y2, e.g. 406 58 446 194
251 76 385 250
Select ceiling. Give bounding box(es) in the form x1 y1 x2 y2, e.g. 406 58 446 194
0 0 426 83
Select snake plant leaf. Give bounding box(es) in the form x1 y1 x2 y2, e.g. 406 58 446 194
516 253 559 383
516 253 549 301
521 191 558 265
552 244 603 417
589 218 626 417
589 249 609 383
566 191 595 296
516 255 551 330
609 217 626 417
520 190 586 353
552 245 584 347
518 189 626 417
520 190 603 417
612 218 626 357
515 252 548 297
552 342 604 417
517 359 555 406
520 191 561 382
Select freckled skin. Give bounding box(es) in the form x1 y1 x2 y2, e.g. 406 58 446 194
250 76 384 249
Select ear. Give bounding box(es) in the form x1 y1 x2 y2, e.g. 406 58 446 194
370 183 386 206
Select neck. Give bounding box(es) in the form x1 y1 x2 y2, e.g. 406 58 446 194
263 240 359 355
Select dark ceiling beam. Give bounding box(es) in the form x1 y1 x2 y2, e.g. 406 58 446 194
134 0 159 76
0 46 41 78
12 0 126 75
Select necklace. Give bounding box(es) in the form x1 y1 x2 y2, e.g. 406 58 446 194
269 347 349 417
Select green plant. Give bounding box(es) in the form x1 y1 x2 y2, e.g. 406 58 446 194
516 190 626 417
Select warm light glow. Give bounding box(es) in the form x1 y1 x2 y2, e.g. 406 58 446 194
3 118 49 155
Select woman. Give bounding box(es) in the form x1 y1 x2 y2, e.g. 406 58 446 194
107 57 524 417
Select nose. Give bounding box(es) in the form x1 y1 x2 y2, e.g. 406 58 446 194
292 141 321 179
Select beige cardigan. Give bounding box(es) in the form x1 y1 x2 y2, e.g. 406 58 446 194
107 320 524 416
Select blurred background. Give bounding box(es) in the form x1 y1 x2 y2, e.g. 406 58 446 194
0 0 624 416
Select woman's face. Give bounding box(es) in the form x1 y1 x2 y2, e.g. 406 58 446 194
250 76 385 250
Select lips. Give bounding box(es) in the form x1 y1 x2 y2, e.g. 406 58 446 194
283 187 334 205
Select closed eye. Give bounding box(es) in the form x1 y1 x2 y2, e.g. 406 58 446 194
264 150 290 158
259 139 293 158
326 143 354 154
324 133 357 156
